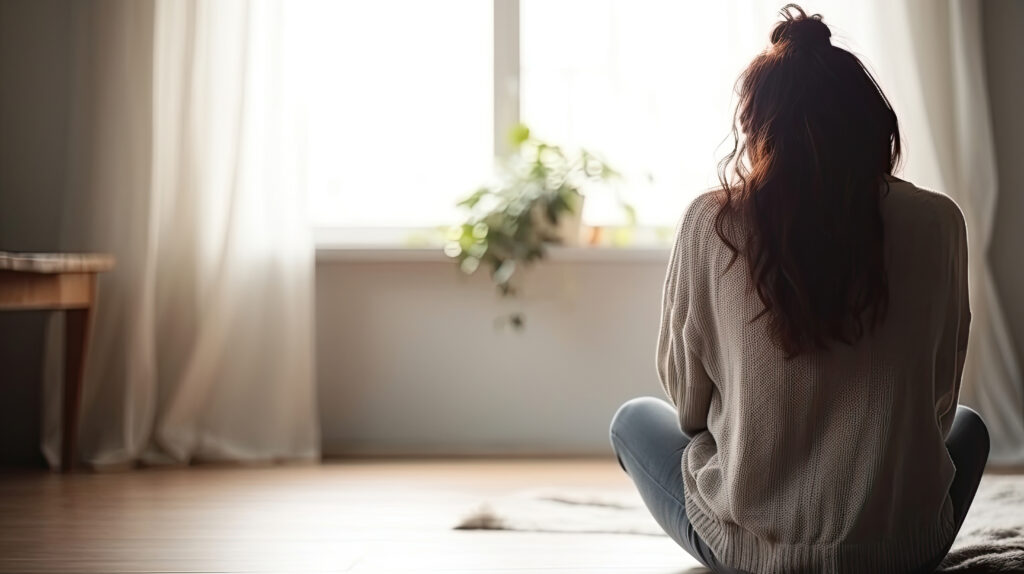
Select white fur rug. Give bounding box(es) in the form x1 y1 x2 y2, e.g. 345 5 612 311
456 475 1024 573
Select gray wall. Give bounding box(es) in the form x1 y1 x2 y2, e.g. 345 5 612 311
315 254 668 456
984 0 1024 369
0 0 74 466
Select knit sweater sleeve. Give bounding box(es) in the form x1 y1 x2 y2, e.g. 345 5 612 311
657 196 715 435
937 196 971 437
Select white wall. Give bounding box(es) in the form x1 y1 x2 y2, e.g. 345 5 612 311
315 253 669 456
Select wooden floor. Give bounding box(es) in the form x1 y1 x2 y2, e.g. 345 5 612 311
0 459 705 574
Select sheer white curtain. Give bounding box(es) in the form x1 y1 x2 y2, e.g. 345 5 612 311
44 0 318 468
896 0 1024 465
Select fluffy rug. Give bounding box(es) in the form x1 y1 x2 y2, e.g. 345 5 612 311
456 475 1024 573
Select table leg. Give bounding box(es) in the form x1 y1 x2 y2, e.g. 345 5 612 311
62 307 92 473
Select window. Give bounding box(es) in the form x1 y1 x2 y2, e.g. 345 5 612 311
299 0 493 228
519 1 774 226
300 1 928 231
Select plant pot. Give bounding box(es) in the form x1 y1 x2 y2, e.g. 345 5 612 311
532 194 584 246
556 194 584 246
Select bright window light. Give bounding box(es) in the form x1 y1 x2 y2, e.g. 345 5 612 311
298 0 493 228
521 0 781 226
298 0 932 230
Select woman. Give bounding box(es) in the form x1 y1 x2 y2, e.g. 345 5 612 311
609 5 989 574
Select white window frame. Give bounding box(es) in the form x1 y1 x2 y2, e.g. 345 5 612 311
315 0 520 247
493 0 520 160
314 0 669 259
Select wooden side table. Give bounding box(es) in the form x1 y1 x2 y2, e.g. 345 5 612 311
0 252 115 472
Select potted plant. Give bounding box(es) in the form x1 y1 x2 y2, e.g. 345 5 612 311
445 124 620 328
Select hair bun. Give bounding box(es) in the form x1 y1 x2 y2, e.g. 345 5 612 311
770 4 831 50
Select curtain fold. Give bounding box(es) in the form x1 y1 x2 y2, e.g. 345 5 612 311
44 0 319 468
896 0 1024 465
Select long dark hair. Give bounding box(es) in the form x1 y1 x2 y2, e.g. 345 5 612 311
715 4 901 358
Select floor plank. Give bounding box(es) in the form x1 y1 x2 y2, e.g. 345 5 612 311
0 460 704 574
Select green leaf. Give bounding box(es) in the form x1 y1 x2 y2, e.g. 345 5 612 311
457 187 490 209
450 127 625 325
621 202 638 226
471 222 489 239
460 256 480 274
611 227 635 247
508 123 531 147
509 313 524 329
547 196 567 224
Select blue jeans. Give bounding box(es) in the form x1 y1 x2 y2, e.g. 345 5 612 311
609 397 989 574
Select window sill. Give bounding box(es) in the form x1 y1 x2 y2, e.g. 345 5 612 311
313 226 671 263
315 245 670 263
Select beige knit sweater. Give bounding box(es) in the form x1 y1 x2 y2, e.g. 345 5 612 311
657 180 970 574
